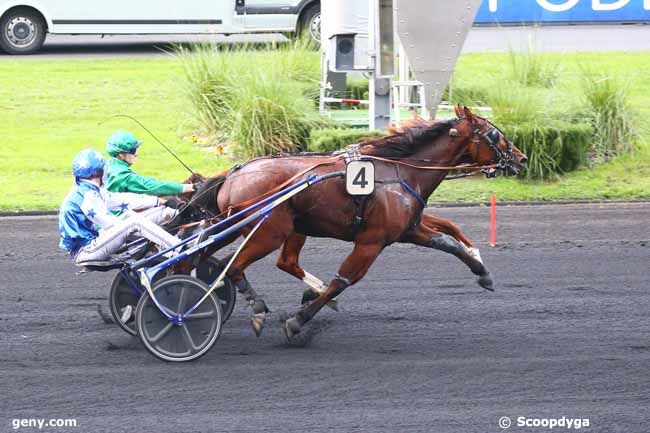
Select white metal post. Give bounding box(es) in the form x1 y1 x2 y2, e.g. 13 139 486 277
369 0 393 130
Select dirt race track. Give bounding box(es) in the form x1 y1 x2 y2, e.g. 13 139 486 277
1 202 648 433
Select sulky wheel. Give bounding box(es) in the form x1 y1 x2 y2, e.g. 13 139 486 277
109 270 144 336
109 269 165 336
192 256 237 323
135 275 222 362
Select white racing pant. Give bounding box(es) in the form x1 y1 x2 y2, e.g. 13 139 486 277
74 207 180 264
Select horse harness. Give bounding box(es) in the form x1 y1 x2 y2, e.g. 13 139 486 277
469 117 517 177
340 145 427 235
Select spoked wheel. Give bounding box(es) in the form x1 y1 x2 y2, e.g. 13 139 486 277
192 256 237 323
135 275 222 362
109 270 142 336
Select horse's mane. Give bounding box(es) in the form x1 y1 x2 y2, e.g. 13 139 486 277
359 117 455 158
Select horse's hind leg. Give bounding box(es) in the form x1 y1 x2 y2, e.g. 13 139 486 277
402 219 493 291
276 232 339 311
284 240 384 339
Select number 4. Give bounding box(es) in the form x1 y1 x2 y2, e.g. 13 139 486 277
346 160 375 196
353 167 368 188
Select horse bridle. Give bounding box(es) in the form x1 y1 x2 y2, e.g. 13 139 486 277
469 117 516 177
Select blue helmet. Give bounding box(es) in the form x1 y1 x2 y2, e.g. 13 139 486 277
72 149 106 179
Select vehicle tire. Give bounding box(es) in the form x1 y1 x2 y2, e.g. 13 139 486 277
192 256 237 323
298 3 321 45
136 275 222 362
0 8 46 55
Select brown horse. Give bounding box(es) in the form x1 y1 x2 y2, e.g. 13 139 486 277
193 106 527 340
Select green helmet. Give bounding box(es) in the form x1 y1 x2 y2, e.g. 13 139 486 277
106 130 142 156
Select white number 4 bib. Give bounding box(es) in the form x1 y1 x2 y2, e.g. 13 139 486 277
346 160 375 196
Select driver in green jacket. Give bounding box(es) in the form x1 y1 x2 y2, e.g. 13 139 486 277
104 130 197 196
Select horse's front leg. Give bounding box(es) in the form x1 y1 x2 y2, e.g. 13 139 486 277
402 219 494 291
276 232 339 311
284 241 383 340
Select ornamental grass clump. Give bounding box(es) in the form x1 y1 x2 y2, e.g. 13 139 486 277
580 71 638 158
177 39 327 158
178 43 232 132
227 74 328 156
487 85 543 125
505 38 562 88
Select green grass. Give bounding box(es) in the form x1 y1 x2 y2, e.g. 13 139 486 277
580 69 639 156
1 51 649 211
0 57 231 211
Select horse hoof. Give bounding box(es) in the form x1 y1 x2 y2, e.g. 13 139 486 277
477 272 494 291
301 288 318 305
251 299 270 314
251 313 266 337
284 317 301 340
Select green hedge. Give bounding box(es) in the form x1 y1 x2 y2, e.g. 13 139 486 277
308 128 383 153
503 121 593 179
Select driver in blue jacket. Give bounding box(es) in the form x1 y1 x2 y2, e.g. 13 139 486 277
58 149 184 265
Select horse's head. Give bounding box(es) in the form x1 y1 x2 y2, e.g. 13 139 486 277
453 105 527 177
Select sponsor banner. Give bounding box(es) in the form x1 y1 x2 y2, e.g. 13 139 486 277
474 0 650 24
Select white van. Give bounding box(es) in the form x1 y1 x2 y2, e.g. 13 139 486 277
0 0 320 54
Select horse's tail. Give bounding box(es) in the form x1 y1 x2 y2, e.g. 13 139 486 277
192 170 229 214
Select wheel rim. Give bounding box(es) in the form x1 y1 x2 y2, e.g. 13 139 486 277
308 13 321 43
137 277 222 362
6 17 37 48
192 257 237 323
